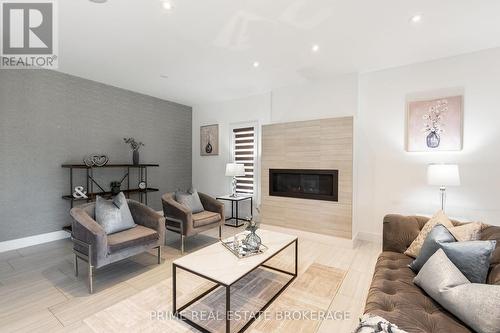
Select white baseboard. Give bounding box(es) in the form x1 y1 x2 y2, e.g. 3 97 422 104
0 230 70 253
354 231 382 245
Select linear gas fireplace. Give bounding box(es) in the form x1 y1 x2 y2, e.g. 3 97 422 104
269 169 339 202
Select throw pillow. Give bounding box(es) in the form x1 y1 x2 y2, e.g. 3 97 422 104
409 224 455 272
404 210 454 258
414 249 500 333
440 240 496 283
409 224 496 283
354 314 408 333
448 222 482 241
175 188 204 214
95 192 137 234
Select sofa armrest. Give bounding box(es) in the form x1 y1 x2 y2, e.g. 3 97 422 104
198 192 224 216
128 200 166 244
70 207 108 264
383 214 430 253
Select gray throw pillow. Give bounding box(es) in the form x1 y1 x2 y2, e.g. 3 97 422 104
440 240 496 283
175 188 204 214
95 192 136 234
414 249 500 333
409 224 455 272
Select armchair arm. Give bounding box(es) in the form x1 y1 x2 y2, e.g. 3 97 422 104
383 214 430 253
70 206 108 265
198 192 224 216
128 199 166 244
161 193 192 234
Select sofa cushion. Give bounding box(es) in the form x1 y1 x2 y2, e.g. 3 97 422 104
414 249 500 333
404 210 454 258
439 240 496 283
409 224 456 272
192 211 221 228
365 251 472 333
107 225 158 253
448 222 482 241
480 225 500 285
384 215 500 285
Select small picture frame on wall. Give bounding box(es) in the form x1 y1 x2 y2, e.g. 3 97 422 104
406 95 463 152
200 124 219 156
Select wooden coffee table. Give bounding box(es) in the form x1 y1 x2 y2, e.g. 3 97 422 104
172 229 298 333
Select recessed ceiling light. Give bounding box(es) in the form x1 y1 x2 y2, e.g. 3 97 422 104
312 44 320 53
162 1 173 11
253 61 260 68
410 14 422 23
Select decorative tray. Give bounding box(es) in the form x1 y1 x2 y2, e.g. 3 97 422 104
221 239 268 259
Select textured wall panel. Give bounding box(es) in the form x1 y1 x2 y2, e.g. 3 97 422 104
0 70 192 241
261 117 353 239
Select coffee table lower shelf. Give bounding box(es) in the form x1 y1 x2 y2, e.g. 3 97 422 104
172 239 298 333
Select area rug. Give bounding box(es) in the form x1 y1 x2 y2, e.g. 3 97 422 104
83 263 345 333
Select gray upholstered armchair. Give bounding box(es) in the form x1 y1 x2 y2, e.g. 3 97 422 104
70 199 165 293
161 192 224 254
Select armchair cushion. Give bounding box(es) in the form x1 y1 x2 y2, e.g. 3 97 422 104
96 193 136 234
193 211 222 228
107 225 158 253
175 188 204 214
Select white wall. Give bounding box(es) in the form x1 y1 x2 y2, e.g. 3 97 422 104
358 48 500 237
192 75 359 218
270 74 359 123
194 48 500 240
192 93 271 199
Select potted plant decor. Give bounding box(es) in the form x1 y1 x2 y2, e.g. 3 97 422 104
123 137 144 165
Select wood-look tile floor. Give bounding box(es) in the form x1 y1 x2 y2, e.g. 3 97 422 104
0 225 381 333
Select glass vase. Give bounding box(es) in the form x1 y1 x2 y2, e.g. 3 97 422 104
245 230 261 251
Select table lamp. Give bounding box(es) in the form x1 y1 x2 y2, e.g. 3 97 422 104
427 164 460 212
225 163 245 197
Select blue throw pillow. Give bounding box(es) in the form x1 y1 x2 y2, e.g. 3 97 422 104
410 224 496 284
439 240 496 283
409 224 455 272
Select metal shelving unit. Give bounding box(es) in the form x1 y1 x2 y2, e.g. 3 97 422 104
61 163 159 231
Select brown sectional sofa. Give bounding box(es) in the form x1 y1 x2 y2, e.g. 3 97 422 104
364 214 500 333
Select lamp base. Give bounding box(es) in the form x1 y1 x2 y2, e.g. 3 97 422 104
440 186 446 212
231 177 238 197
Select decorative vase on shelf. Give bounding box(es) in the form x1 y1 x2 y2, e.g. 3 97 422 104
124 138 144 166
132 150 139 165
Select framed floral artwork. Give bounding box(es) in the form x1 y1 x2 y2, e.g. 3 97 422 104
200 124 219 156
406 95 463 152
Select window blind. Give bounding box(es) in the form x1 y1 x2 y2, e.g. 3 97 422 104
233 126 255 195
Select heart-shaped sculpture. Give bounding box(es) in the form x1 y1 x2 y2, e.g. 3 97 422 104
83 154 109 167
83 155 94 167
92 155 109 167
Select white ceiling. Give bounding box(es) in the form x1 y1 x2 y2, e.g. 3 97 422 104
58 0 500 106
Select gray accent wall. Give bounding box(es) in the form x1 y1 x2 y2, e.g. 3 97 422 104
0 69 192 242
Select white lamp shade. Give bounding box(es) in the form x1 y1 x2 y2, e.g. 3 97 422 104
225 163 245 177
427 164 461 186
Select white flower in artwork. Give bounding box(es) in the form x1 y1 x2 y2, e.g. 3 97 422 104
423 99 448 148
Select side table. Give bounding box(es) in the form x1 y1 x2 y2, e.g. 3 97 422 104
216 194 253 227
